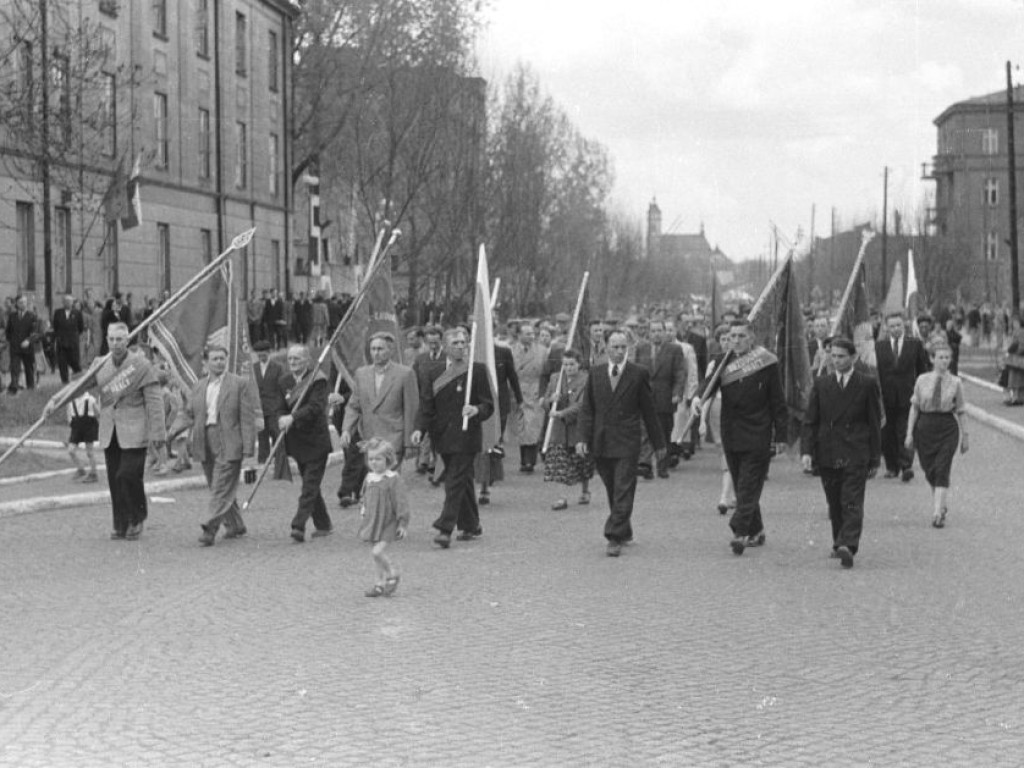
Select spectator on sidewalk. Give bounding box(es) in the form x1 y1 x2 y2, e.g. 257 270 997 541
66 390 100 484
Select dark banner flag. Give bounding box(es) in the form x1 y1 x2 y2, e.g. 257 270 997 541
834 263 876 369
331 248 401 372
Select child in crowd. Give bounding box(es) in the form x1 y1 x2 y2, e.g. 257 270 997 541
66 390 100 483
146 369 178 475
358 438 410 598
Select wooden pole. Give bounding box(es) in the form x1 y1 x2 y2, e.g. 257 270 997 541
541 271 590 453
830 229 876 336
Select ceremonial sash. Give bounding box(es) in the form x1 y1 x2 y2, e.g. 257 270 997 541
721 347 777 387
97 354 156 409
432 361 467 395
285 368 328 409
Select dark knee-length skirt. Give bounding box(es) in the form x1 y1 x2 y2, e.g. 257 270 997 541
914 412 959 488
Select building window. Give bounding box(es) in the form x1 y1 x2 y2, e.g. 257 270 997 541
269 133 279 196
103 220 119 294
235 13 247 76
982 128 999 156
52 52 71 146
100 73 116 157
55 206 72 293
268 30 279 92
198 107 211 179
235 121 247 189
157 223 171 291
985 231 999 261
195 0 209 58
985 178 999 207
271 239 281 290
154 92 169 169
16 202 35 290
153 0 167 38
200 228 213 264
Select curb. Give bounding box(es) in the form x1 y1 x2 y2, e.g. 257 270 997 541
0 450 346 519
961 372 1004 394
0 436 67 450
961 374 1024 442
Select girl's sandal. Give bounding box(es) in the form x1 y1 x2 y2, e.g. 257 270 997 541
364 585 386 598
383 575 401 597
578 491 591 505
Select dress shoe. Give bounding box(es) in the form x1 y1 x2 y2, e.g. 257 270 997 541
639 465 654 480
110 530 126 540
223 526 247 539
311 527 333 538
551 498 568 510
478 492 490 505
681 450 692 461
125 522 143 541
519 465 535 474
578 491 591 505
198 527 216 547
338 495 356 508
383 575 401 597
82 472 98 484
883 471 899 479
606 541 622 557
901 469 914 483
74 468 86 480
746 532 766 547
456 528 482 541
730 536 746 556
837 545 854 568
717 503 730 516
657 469 670 479
433 532 451 549
290 528 305 543
365 584 385 598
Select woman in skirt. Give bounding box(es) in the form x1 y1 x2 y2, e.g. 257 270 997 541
542 350 595 509
905 341 969 528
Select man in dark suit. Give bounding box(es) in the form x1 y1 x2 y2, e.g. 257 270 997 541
252 340 291 480
6 295 40 392
412 325 447 476
493 337 522 438
264 288 287 350
635 319 686 478
576 330 665 557
800 337 882 569
874 312 929 481
707 319 788 556
52 293 84 383
412 327 494 548
278 344 334 542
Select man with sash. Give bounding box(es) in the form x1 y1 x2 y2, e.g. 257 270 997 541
412 327 494 549
96 322 166 540
709 319 787 556
278 344 334 542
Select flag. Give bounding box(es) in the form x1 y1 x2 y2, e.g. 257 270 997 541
102 157 127 224
569 277 592 367
883 260 904 316
331 246 401 371
308 174 321 277
749 259 813 442
148 258 250 388
834 262 876 369
470 245 501 450
906 250 922 334
121 154 142 230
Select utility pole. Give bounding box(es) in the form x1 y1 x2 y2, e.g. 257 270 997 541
830 207 836 306
40 0 54 313
1008 61 1021 313
808 203 816 303
881 166 889 302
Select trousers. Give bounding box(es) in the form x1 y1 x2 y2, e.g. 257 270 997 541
433 452 479 534
104 430 148 535
724 448 770 538
290 455 331 532
595 455 639 544
201 427 245 534
818 464 868 554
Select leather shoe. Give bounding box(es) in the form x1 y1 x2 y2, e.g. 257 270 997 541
125 522 143 541
198 527 216 547
746 531 766 547
110 530 126 540
456 528 482 541
551 498 568 510
901 469 914 483
717 503 730 516
657 469 670 479
606 541 622 557
433 532 451 548
290 528 305 543
311 528 333 538
223 526 247 539
639 465 654 480
478 493 490 505
883 470 898 479
338 495 356 508
837 545 854 568
730 536 746 556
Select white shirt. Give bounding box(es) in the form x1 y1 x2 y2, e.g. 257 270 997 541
205 374 224 425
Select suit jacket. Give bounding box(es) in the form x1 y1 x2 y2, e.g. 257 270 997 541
174 373 257 464
52 308 84 348
413 348 447 389
717 352 788 452
416 361 494 455
96 353 167 449
493 343 523 421
636 342 686 414
341 362 419 453
800 369 882 469
254 359 287 422
278 370 333 462
577 361 664 458
874 335 929 409
6 311 40 349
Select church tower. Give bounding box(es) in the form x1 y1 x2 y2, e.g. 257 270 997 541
646 198 662 259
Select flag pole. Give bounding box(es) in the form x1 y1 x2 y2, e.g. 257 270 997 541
541 271 590 454
0 227 257 471
462 245 488 431
830 229 876 336
242 227 401 513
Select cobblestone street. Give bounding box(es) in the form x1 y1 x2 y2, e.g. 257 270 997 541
2 409 1023 766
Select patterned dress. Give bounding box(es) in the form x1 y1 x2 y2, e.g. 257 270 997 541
542 370 595 486
357 470 411 543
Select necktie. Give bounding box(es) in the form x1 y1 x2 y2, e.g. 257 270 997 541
892 337 900 359
837 373 845 389
929 375 943 410
612 364 620 378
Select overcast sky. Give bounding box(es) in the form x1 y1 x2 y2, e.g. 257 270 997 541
476 0 1024 262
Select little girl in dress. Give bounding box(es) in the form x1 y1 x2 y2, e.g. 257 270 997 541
358 438 410 597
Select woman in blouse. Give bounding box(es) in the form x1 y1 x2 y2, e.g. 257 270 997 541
542 350 594 509
905 341 969 528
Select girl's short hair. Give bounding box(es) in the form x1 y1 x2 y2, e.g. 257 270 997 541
362 437 397 468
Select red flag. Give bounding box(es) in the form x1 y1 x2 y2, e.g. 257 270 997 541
331 248 401 370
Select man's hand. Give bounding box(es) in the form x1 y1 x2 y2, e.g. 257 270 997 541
462 404 479 419
671 395 681 405
690 399 702 418
20 340 29 349
327 392 345 407
904 435 914 450
960 433 969 454
801 454 813 472
575 441 588 456
254 417 265 432
278 415 293 432
411 430 423 447
339 430 351 448
396 526 407 541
